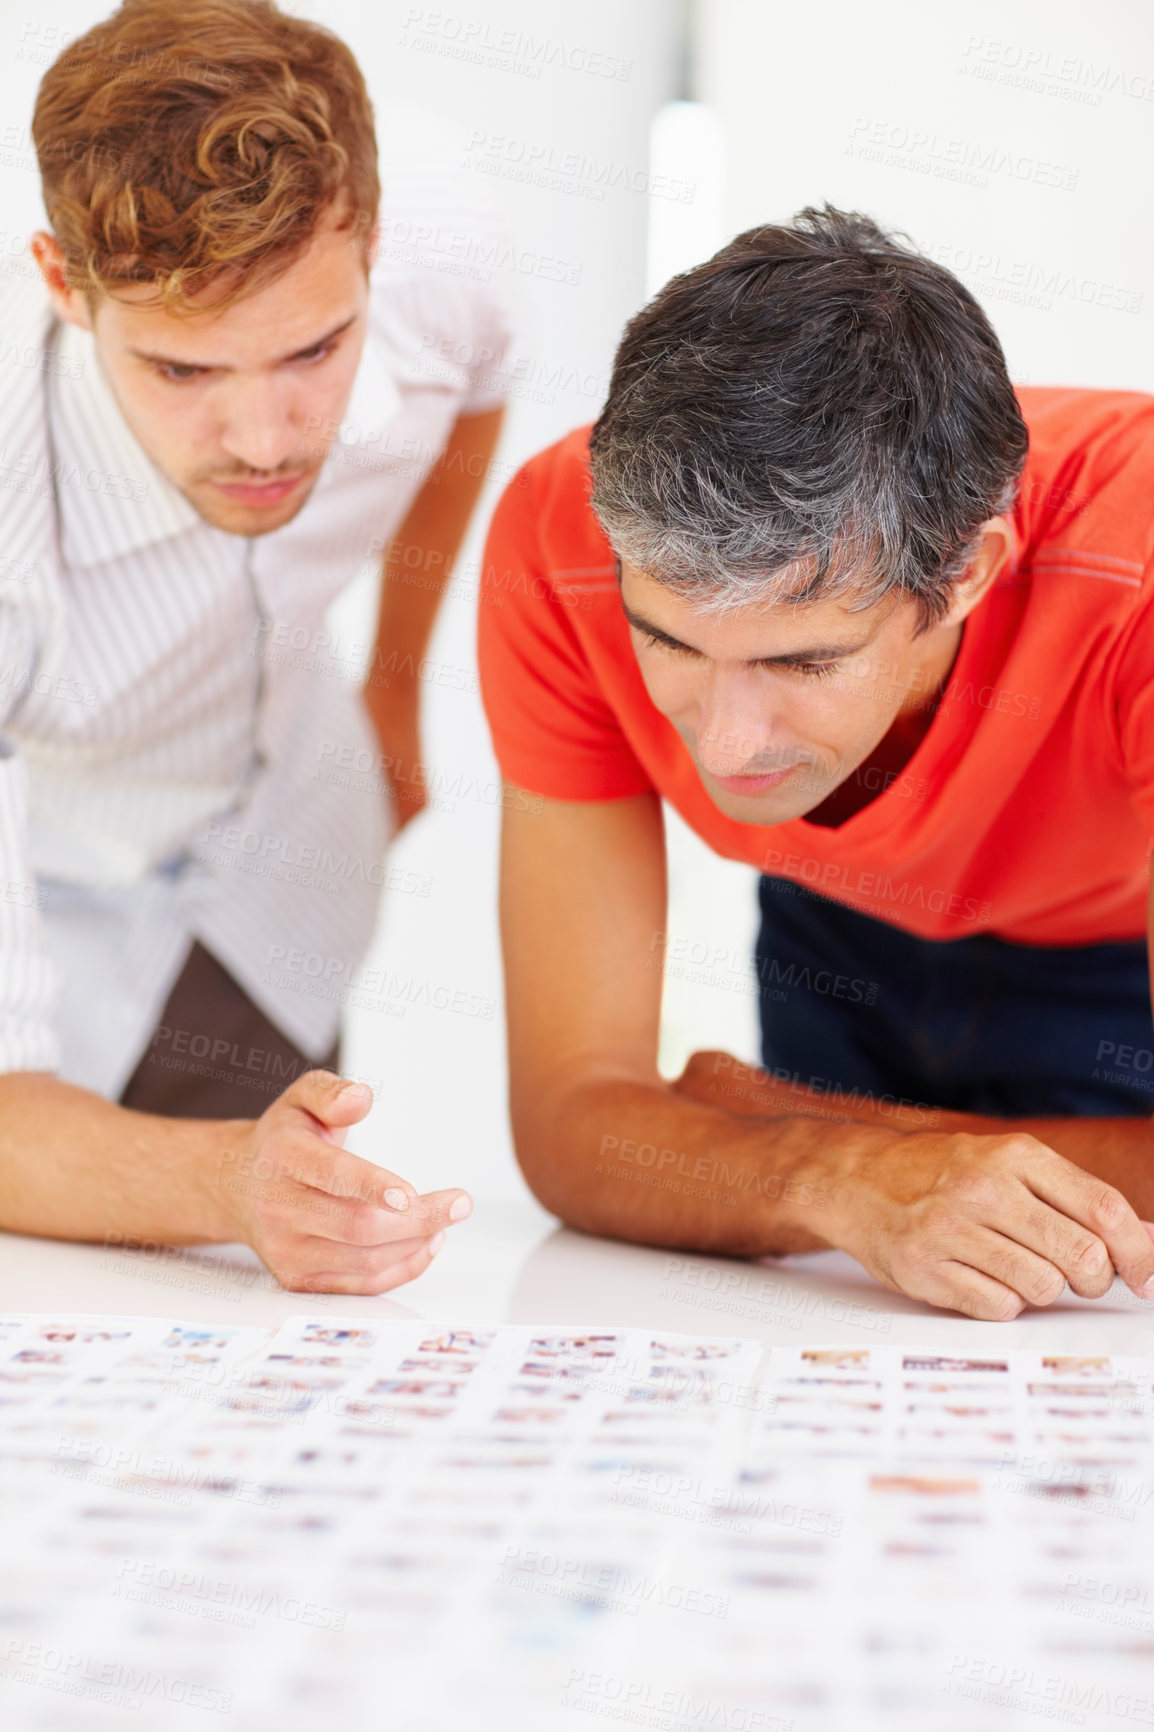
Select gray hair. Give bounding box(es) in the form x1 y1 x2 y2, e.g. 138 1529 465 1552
590 206 1027 625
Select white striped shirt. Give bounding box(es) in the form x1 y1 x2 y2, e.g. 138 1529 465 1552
0 108 513 1096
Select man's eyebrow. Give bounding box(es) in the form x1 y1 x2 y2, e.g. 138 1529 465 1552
128 313 359 371
620 601 872 665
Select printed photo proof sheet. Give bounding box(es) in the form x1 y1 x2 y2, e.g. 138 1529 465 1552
1 1315 1153 1732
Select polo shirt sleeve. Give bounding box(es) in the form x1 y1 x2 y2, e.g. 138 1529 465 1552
1115 569 1154 842
0 606 61 1074
478 456 655 801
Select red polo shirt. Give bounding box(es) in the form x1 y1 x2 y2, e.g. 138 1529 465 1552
478 388 1154 944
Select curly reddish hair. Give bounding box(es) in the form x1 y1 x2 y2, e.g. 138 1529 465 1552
33 0 379 308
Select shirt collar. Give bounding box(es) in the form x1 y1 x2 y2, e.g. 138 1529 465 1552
48 320 202 570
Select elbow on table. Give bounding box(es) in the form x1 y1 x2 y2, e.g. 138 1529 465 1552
510 1137 587 1227
507 1106 613 1236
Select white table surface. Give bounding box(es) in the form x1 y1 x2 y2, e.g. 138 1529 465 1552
4 1198 1154 1353
4 1203 1154 1732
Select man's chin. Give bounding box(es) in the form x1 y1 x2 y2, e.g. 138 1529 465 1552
185 472 322 536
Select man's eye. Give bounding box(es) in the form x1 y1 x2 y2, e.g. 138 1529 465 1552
643 633 690 654
294 342 335 365
790 662 839 680
156 363 205 383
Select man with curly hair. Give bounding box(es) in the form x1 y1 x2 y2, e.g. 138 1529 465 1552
0 0 507 1290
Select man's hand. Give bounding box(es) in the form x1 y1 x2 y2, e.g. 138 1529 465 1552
210 1070 472 1295
369 693 427 832
674 1049 1154 1318
820 1127 1154 1319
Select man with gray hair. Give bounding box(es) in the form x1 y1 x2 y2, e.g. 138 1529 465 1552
479 206 1154 1321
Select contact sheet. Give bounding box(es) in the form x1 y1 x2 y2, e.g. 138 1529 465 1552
1 1316 1153 1730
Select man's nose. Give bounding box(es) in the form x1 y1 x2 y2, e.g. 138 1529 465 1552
218 377 301 472
695 671 779 773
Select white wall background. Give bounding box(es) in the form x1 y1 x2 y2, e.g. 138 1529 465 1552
659 0 1154 1122
3 0 1152 1208
695 0 1154 393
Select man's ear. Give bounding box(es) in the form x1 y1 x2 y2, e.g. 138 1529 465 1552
29 232 94 333
941 516 1014 627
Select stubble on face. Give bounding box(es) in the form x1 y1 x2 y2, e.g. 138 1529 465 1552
177 458 327 537
619 562 963 827
84 218 370 538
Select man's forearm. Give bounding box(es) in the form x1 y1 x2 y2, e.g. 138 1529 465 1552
0 1070 472 1297
364 547 451 735
0 1073 241 1243
676 1050 1154 1220
514 1039 990 1261
363 404 505 804
512 1072 895 1258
